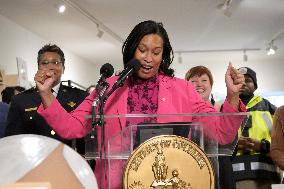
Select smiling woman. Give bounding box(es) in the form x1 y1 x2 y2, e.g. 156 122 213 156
185 65 237 189
185 65 221 111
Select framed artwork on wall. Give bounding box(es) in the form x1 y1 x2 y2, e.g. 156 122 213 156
16 57 30 89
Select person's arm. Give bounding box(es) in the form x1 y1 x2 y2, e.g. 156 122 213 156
216 99 246 144
186 79 245 145
268 100 277 115
271 107 284 170
37 92 94 139
35 68 92 139
209 63 245 144
5 97 26 136
225 63 245 110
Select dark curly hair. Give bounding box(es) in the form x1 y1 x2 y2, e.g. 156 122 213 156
37 44 65 66
1 86 25 104
122 20 174 77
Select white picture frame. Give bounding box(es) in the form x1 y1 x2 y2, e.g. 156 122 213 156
16 57 30 89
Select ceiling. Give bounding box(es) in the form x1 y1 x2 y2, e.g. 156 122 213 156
0 0 284 68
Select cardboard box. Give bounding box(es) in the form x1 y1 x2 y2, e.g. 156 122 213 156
0 182 51 189
0 69 19 100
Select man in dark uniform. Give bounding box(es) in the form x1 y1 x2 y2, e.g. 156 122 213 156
5 44 88 154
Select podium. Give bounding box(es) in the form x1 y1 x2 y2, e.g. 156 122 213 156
85 112 248 189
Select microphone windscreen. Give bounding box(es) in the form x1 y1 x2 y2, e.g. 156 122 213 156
127 59 141 72
100 63 114 78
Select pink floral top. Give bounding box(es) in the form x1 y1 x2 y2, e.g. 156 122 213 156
126 75 159 126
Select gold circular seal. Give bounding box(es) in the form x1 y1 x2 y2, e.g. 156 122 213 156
123 135 215 189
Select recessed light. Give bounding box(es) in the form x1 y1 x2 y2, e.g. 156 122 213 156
58 5 66 13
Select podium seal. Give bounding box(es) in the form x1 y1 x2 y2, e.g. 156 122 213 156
123 135 215 189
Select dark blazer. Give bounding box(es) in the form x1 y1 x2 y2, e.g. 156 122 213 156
5 83 88 153
0 102 9 138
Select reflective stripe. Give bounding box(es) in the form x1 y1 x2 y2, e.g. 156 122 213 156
251 162 277 172
262 112 273 135
232 163 245 171
233 162 277 172
246 96 263 109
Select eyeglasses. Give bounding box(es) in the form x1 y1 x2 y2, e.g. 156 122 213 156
39 60 62 65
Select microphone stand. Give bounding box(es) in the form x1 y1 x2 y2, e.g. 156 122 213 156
90 81 109 188
91 82 109 138
98 94 107 189
97 85 125 188
98 70 135 188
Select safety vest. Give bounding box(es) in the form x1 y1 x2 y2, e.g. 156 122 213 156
232 95 279 181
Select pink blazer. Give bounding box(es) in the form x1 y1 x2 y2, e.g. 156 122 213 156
38 74 245 189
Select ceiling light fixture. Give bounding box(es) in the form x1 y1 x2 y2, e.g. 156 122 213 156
243 50 248 62
58 5 66 13
266 40 277 56
175 48 260 54
178 53 183 64
97 26 104 38
62 0 124 43
217 0 233 17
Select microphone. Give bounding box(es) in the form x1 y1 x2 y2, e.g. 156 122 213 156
91 63 113 133
95 63 114 90
112 59 141 89
102 59 141 103
92 83 109 107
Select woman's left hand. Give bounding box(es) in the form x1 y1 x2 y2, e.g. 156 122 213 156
225 63 245 108
226 63 245 94
225 63 245 96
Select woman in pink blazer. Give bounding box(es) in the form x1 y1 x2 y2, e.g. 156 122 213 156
35 20 245 189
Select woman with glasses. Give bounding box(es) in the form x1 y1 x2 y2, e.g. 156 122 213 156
5 44 88 156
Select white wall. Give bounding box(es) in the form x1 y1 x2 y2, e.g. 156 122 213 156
0 14 100 89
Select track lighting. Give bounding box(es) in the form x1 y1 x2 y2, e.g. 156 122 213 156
266 40 277 56
217 0 233 17
62 0 123 42
243 50 248 62
175 48 260 54
178 53 182 64
96 24 104 38
97 28 104 38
